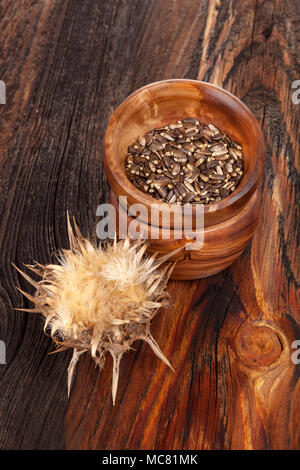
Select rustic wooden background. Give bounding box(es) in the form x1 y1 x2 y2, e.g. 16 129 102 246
0 0 299 450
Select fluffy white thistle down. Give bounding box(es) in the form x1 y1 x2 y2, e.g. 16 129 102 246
15 216 176 404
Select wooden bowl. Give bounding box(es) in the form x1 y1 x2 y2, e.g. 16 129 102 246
103 79 265 280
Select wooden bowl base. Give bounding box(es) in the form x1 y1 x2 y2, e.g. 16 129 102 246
109 190 260 280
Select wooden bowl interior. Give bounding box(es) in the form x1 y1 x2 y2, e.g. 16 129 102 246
104 80 264 227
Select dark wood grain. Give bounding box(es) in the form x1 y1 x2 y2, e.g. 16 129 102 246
0 0 299 450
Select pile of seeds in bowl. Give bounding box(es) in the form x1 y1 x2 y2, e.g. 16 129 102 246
125 118 244 205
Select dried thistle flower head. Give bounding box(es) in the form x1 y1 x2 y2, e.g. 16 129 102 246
15 215 176 404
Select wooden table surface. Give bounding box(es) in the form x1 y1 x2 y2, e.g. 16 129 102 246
0 0 299 450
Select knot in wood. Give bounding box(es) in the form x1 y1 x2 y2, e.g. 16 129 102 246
234 324 283 368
